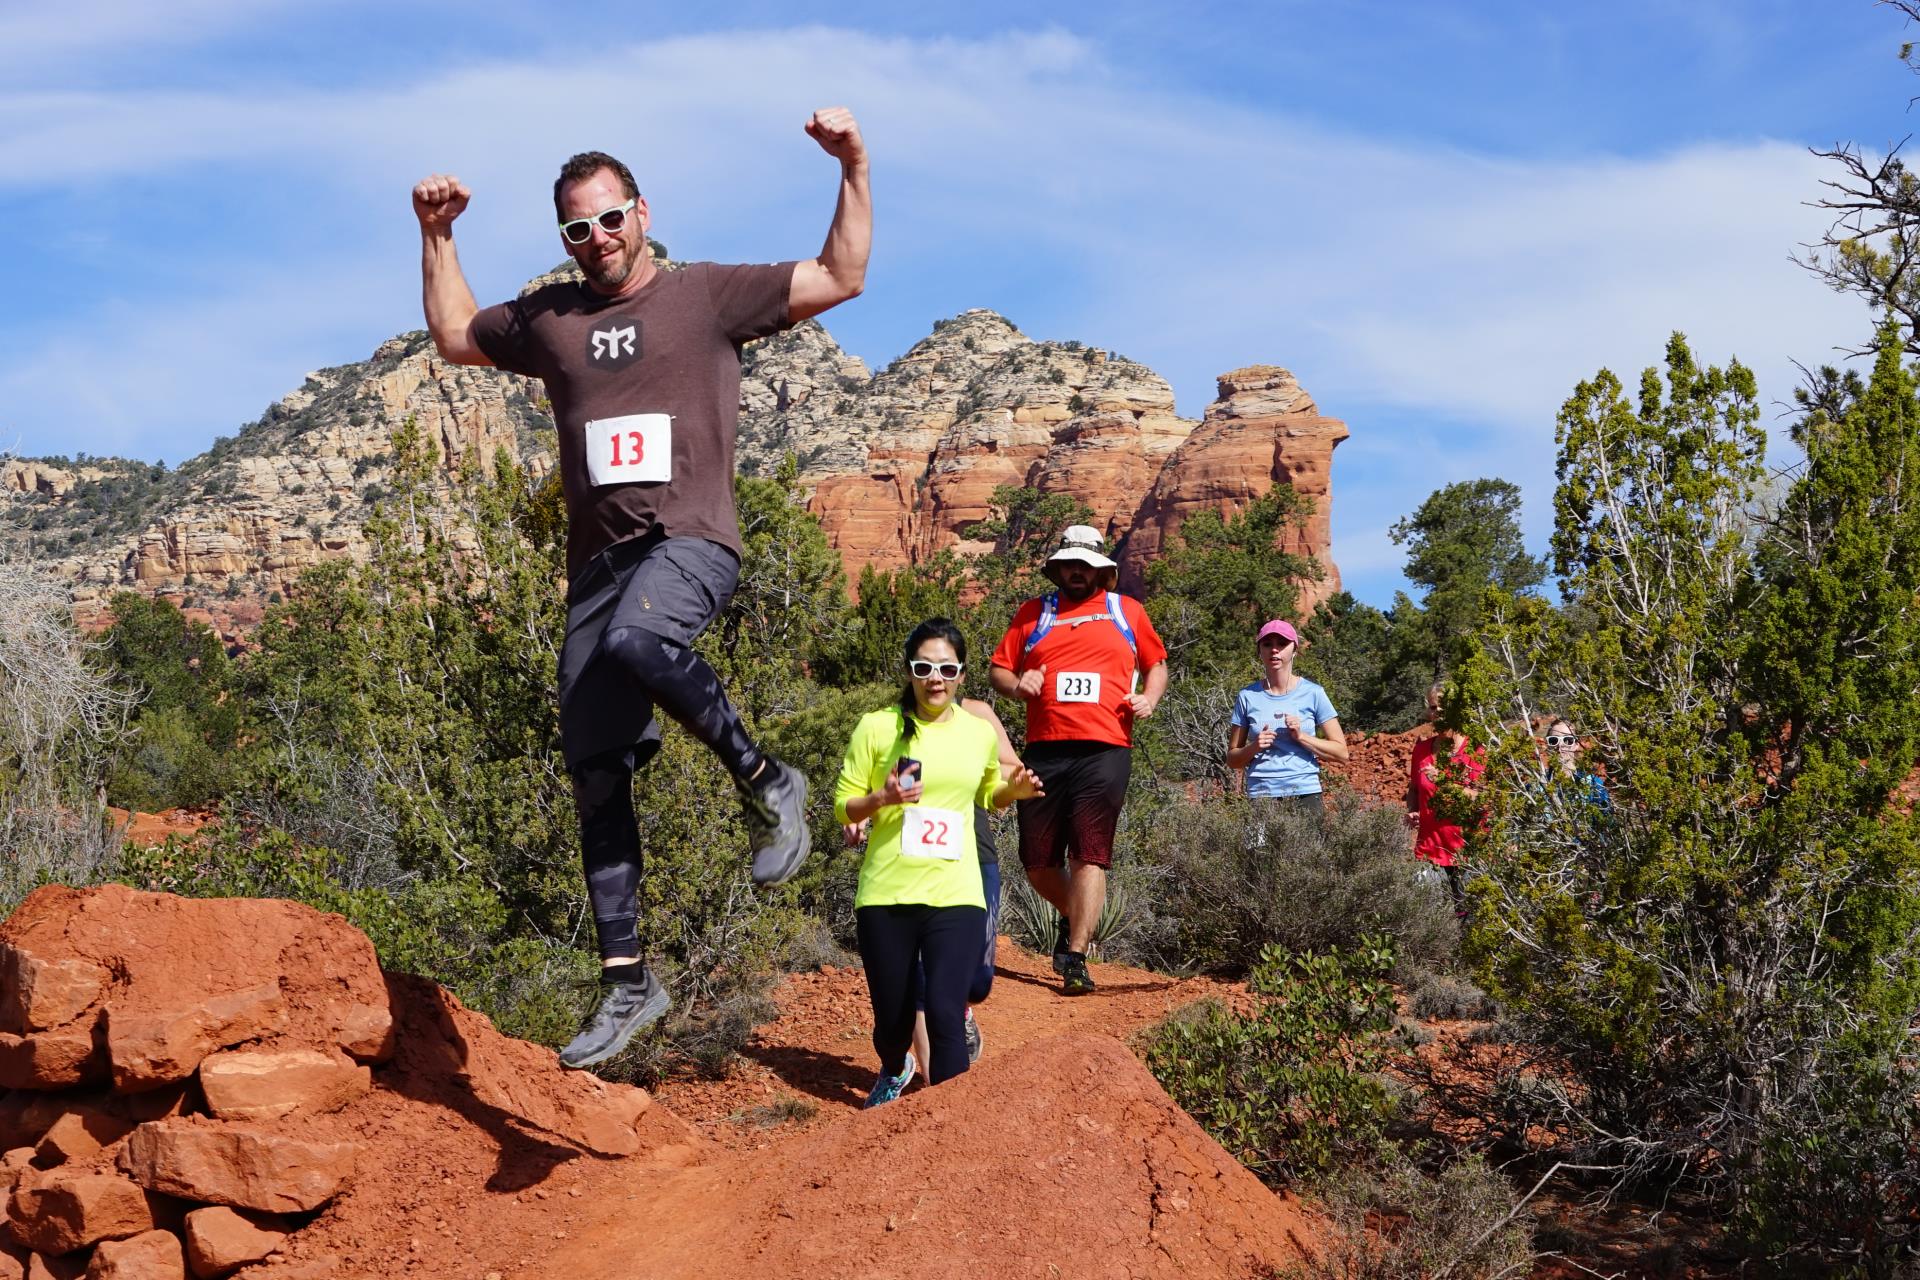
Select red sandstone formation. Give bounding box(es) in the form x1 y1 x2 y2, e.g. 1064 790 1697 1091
0 886 671 1279
1120 365 1349 613
0 885 1323 1278
808 349 1348 613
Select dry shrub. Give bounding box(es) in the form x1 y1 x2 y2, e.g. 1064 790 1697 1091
1286 1151 1534 1280
1149 791 1457 979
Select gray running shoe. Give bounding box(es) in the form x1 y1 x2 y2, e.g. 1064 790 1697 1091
963 1006 983 1065
740 758 812 886
558 964 670 1070
1061 952 1095 996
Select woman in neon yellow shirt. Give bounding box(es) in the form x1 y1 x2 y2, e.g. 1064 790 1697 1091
836 618 1043 1105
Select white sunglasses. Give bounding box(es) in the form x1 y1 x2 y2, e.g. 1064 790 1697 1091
558 198 637 245
908 660 963 679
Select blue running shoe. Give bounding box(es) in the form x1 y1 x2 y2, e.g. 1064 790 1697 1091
863 1052 917 1108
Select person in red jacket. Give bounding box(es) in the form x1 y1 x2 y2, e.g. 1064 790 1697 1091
1406 683 1483 909
990 526 1169 995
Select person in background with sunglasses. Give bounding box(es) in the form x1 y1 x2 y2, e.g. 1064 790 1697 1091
1542 717 1610 812
835 619 1044 1105
409 109 871 1071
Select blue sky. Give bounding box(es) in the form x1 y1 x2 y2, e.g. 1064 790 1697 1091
0 0 1908 606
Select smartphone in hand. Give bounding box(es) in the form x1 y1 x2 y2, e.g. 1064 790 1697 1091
896 757 922 790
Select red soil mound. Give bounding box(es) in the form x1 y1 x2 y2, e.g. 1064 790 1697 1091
539 1033 1322 1280
0 886 679 1278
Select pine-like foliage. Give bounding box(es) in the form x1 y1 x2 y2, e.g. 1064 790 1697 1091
1453 329 1920 1266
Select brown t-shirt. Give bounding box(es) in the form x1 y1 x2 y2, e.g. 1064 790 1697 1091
471 261 795 578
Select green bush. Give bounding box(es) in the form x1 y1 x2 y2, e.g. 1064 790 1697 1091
1150 793 1457 980
108 704 230 811
1409 970 1499 1022
1141 937 1402 1185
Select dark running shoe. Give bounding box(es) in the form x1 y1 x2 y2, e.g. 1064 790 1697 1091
1061 952 1095 996
558 964 670 1070
1051 917 1071 975
740 758 812 887
963 1006 983 1065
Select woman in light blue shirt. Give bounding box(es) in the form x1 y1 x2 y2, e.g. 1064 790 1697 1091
1224 618 1349 815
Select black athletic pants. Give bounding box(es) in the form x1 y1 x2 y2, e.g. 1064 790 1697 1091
566 534 766 961
856 904 987 1087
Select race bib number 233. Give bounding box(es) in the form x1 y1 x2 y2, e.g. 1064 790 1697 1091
586 413 672 486
1055 671 1102 703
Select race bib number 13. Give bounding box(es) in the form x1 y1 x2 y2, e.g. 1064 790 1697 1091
1055 671 1102 703
586 414 672 486
902 806 966 860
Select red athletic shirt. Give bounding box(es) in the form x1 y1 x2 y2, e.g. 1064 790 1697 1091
990 592 1167 747
1409 735 1484 867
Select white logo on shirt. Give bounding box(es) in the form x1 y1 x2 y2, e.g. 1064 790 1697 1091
591 325 637 360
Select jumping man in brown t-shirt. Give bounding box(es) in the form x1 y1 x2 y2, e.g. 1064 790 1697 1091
411 108 870 1068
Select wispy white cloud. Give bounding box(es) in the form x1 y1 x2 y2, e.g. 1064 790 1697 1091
0 0 320 80
0 25 1873 602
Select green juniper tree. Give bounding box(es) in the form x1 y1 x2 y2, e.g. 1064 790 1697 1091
1453 330 1920 1266
1143 483 1320 677
98 592 241 810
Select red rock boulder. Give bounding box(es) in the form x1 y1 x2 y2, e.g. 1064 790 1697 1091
180 1208 289 1279
118 1120 355 1215
5 1172 156 1256
0 887 393 1084
84 1231 184 1280
0 951 110 1035
196 1051 368 1123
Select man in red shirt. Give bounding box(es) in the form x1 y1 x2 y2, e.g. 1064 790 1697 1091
990 526 1169 994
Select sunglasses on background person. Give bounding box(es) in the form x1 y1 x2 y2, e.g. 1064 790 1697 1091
559 198 637 245
1543 734 1578 747
908 660 963 680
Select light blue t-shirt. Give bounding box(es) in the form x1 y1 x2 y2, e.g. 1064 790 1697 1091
1231 679 1339 798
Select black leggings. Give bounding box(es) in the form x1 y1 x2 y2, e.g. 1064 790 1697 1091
856 904 986 1087
571 631 766 961
601 625 763 784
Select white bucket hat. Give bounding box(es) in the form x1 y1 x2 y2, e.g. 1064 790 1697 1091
1043 524 1118 587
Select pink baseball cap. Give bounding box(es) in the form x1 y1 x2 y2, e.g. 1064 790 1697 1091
1256 619 1299 646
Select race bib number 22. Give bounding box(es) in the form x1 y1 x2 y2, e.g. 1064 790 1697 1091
902 806 966 860
585 414 672 486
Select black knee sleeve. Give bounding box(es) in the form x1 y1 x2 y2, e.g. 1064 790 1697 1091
601 626 763 783
572 748 642 960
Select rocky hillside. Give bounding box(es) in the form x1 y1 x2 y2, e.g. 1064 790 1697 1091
4 264 1348 630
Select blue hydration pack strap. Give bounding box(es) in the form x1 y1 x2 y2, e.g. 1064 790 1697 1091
1021 591 1138 658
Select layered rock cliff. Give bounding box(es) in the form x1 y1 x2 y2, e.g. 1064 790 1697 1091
7 292 1346 627
1119 366 1349 608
